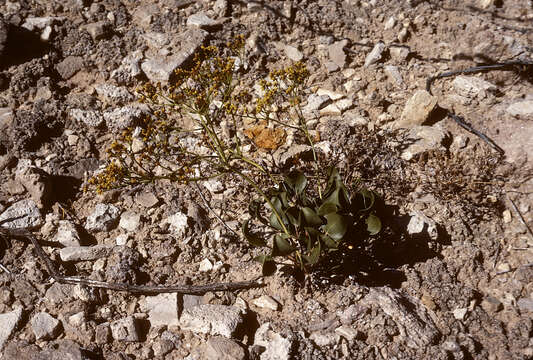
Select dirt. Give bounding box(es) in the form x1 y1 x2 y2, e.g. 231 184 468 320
0 0 532 359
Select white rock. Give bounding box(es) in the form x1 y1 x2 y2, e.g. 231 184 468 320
303 94 331 113
407 210 438 240
253 322 293 360
60 244 114 262
199 258 214 272
119 211 141 232
103 105 148 130
506 100 533 117
95 84 134 104
281 44 303 62
452 75 497 99
384 16 396 30
502 209 512 223
310 331 339 346
400 126 447 160
165 212 189 235
364 41 386 67
144 293 179 327
335 325 359 341
69 109 104 128
319 103 342 116
85 203 121 232
328 39 349 69
110 316 140 342
203 179 225 193
384 65 404 86
316 88 344 100
0 199 42 229
116 234 129 246
396 90 437 128
31 312 61 340
252 295 279 311
187 13 217 28
452 308 468 320
0 308 23 351
54 220 81 247
22 17 63 31
179 305 244 338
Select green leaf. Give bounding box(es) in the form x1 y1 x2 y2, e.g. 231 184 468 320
324 167 341 196
304 227 320 250
286 207 301 227
303 242 321 265
366 214 381 235
324 213 349 241
270 196 283 213
284 172 307 196
254 254 276 276
242 220 268 247
269 212 284 231
317 201 338 216
272 234 295 256
280 192 290 208
301 207 322 226
321 234 339 249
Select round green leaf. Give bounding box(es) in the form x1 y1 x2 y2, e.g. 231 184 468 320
324 213 349 241
272 234 295 256
366 214 381 235
301 207 322 226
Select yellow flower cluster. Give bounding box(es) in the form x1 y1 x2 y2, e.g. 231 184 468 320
87 162 129 194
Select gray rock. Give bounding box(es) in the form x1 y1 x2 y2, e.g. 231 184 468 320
69 109 104 128
141 29 208 82
187 12 218 29
143 293 179 327
83 21 108 41
452 75 497 99
85 203 121 232
59 244 114 262
328 39 349 69
15 166 51 209
406 210 438 240
253 322 293 360
0 199 42 229
103 105 147 130
110 316 140 342
95 323 111 344
303 94 331 113
364 41 386 67
401 126 447 161
56 56 84 80
205 336 246 360
273 144 312 167
384 65 404 86
481 296 503 313
111 50 144 85
324 61 340 73
0 308 23 351
389 46 410 62
334 325 360 341
119 211 141 232
31 312 61 340
95 84 134 105
135 192 159 208
0 107 14 131
153 339 175 357
180 304 244 337
54 220 82 247
507 100 533 117
252 295 279 311
396 90 438 128
309 331 339 346
165 212 189 235
361 287 439 349
281 44 303 62
45 283 75 304
517 298 533 312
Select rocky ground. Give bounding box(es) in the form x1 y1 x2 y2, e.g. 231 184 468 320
0 0 533 359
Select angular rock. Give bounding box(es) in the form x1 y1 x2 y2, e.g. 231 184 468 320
95 84 134 105
328 39 349 69
507 100 533 117
187 12 218 29
279 43 303 62
135 192 159 208
396 90 437 128
384 65 404 86
22 17 63 31
253 322 293 360
83 21 109 41
31 312 61 340
453 307 468 320
0 199 42 229
144 293 179 327
111 50 143 85
110 316 140 342
364 41 386 67
119 211 141 232
481 296 503 313
56 56 84 80
103 105 147 130
54 220 82 247
361 287 439 349
165 212 189 235
334 325 360 341
252 295 280 311
15 166 51 209
400 126 447 160
70 109 104 128
95 323 111 345
60 244 113 262
406 210 438 240
179 305 244 338
452 75 497 99
199 258 214 272
0 308 23 351
309 331 339 346
205 336 246 360
85 203 121 232
316 88 344 100
153 339 174 357
303 94 331 113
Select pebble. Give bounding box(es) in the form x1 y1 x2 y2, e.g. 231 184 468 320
85 203 121 232
310 331 339 346
452 75 497 99
282 44 304 62
165 212 189 235
135 192 159 208
31 312 62 340
481 296 503 313
179 304 244 338
110 316 140 342
334 325 360 341
452 307 468 320
303 94 331 113
316 88 344 100
199 258 214 272
384 16 396 30
111 50 144 85
384 65 404 86
21 16 63 31
83 21 108 41
252 295 280 311
56 56 84 80
389 46 410 62
406 210 439 240
153 339 174 357
205 336 246 360
502 210 512 223
60 244 114 262
15 166 51 209
54 220 82 247
0 199 42 229
187 12 218 29
401 126 447 161
328 39 349 69
95 323 111 345
0 308 23 351
364 41 386 67
119 211 141 232
95 84 134 105
253 322 293 360
70 109 104 128
506 100 533 117
143 293 179 327
396 90 438 128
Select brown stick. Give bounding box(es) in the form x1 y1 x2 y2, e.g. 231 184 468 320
0 228 262 295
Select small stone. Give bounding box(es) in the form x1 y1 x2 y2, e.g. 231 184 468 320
95 323 111 345
119 211 141 232
517 298 533 312
253 322 293 360
384 65 404 86
328 39 349 69
203 179 224 193
40 25 52 41
396 90 438 128
83 21 108 41
205 336 246 360
31 312 61 340
452 75 497 99
334 325 359 341
56 56 84 80
406 210 438 240
110 316 140 342
179 304 244 338
85 203 121 232
111 50 144 85
282 44 303 62
507 100 533 117
496 263 511 272
0 308 23 351
303 94 331 113
502 209 512 223
452 307 468 320
116 234 129 246
481 296 503 313
0 199 42 229
324 61 340 73
103 105 148 130
165 212 189 235
316 88 344 100
153 339 175 357
310 332 339 347
389 46 410 62
364 41 386 67
60 244 113 262
397 27 409 42
70 109 104 128
22 17 63 31
187 12 218 28
95 84 134 105
442 340 461 353
384 16 396 30
144 293 179 327
319 103 342 116
252 295 280 311
199 258 214 272
15 166 51 209
54 220 81 247
135 192 159 208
